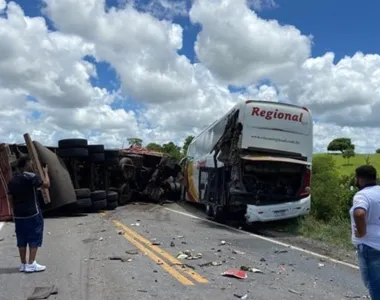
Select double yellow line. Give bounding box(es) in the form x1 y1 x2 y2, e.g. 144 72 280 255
113 220 208 286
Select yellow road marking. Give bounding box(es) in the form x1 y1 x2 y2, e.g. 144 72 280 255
113 220 208 284
112 220 194 286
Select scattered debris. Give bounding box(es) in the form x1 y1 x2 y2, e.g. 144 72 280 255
170 241 175 247
125 249 139 255
131 223 140 226
234 294 248 299
344 296 362 299
47 232 51 235
108 256 133 263
171 263 195 270
288 289 302 296
137 290 148 293
117 230 124 235
221 269 247 279
232 250 245 255
99 237 103 241
274 249 288 254
151 241 161 246
260 258 266 262
176 250 202 260
82 238 98 244
240 266 263 274
177 235 184 239
27 286 58 300
0 238 4 242
199 261 224 267
318 263 325 268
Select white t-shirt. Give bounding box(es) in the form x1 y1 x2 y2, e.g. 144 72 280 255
350 185 380 251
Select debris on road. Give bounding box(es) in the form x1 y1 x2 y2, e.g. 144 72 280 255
288 288 302 296
171 263 195 270
221 269 247 279
98 237 104 241
108 256 133 262
170 241 175 247
318 263 325 268
131 223 140 226
274 249 288 254
220 240 226 245
125 249 139 255
233 294 248 299
240 266 263 274
27 286 58 300
176 250 202 260
232 249 245 255
199 261 224 267
0 238 4 242
118 230 124 235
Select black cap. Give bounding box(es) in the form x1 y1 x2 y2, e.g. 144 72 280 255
17 155 31 169
355 165 377 181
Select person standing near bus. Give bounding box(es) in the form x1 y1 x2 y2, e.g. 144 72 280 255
7 155 50 273
350 165 380 299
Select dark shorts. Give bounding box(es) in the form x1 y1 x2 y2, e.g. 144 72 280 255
14 213 44 248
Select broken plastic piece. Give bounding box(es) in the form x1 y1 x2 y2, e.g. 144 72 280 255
234 294 248 299
221 269 247 279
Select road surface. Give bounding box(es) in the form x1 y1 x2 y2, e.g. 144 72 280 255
0 203 368 300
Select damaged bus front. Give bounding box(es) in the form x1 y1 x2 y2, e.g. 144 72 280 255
182 100 313 224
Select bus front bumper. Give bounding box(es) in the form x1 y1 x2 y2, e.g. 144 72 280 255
244 196 311 223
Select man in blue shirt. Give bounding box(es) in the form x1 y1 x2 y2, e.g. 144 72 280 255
350 165 380 300
7 155 50 273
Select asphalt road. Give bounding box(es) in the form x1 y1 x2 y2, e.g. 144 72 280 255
0 203 368 300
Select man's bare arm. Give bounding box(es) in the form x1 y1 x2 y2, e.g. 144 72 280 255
354 208 367 237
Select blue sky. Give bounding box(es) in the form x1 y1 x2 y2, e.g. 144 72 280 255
13 0 379 97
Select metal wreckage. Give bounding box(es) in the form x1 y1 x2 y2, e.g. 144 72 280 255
0 134 183 219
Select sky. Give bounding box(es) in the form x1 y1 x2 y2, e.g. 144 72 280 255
1 0 380 153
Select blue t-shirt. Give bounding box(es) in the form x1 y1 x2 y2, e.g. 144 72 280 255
8 172 43 218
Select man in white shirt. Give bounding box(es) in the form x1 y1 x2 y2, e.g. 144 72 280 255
350 165 380 300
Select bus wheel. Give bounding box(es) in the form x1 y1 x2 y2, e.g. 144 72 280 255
206 204 214 217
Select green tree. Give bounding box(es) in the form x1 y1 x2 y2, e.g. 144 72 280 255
162 142 182 162
327 138 355 153
146 143 163 152
127 138 143 147
182 135 194 155
376 148 380 154
342 148 355 164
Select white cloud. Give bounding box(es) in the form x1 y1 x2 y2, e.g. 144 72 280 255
189 0 312 86
0 0 379 155
246 0 278 11
279 52 380 128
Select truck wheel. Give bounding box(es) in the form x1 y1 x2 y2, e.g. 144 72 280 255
91 190 107 201
58 139 88 149
75 188 91 199
107 191 118 203
107 201 118 210
206 204 214 217
91 153 105 163
74 198 92 209
92 199 107 211
57 148 89 158
88 144 105 153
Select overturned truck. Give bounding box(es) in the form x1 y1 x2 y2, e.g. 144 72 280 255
0 136 182 217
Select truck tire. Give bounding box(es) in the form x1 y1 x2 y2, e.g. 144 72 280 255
92 199 107 211
88 144 104 153
57 148 89 158
91 153 105 163
75 188 91 199
91 190 106 201
58 139 88 149
107 191 118 203
74 198 92 209
107 201 118 210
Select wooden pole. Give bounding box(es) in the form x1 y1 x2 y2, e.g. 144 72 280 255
23 133 51 204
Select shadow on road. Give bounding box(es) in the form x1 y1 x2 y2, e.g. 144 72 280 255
0 267 19 274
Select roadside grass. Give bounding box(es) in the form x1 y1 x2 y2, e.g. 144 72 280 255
313 153 380 176
297 216 353 250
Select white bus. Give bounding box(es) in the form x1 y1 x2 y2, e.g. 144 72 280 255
181 100 313 224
